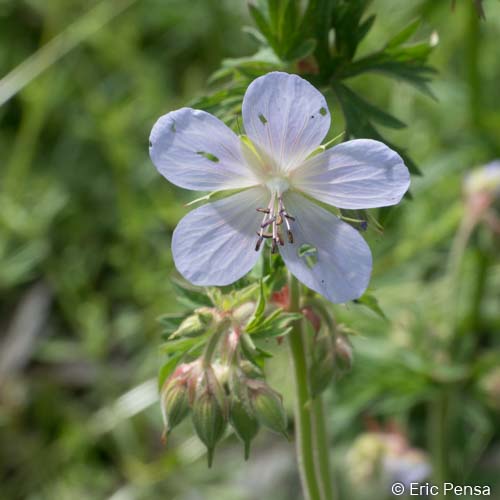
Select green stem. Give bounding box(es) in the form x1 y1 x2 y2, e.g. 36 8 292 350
287 274 333 500
311 397 334 500
201 318 229 369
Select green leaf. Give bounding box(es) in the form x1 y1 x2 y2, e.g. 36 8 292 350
158 313 189 338
284 38 316 62
255 346 274 358
191 84 247 112
357 14 376 46
281 0 299 36
242 26 268 46
267 0 282 32
341 45 436 98
246 307 281 334
335 84 406 129
354 292 388 320
239 333 267 368
245 280 267 332
300 0 334 66
172 280 213 309
159 336 207 355
331 0 373 60
247 308 302 339
386 19 421 49
249 4 277 52
333 81 421 175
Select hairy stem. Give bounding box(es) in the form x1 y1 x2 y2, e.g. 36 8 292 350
311 396 334 500
287 274 333 500
201 318 230 369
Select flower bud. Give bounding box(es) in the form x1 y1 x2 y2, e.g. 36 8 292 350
302 306 322 333
238 359 264 379
161 381 190 434
310 333 336 397
170 308 215 339
160 364 193 435
203 365 228 412
228 371 259 459
233 301 256 323
191 368 228 467
230 395 259 460
334 335 353 374
248 380 287 438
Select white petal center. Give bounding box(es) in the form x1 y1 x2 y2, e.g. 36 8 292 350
266 177 290 194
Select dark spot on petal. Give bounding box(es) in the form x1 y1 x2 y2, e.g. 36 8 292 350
321 280 325 284
310 115 315 119
149 140 152 147
298 243 318 269
258 113 268 125
319 107 327 116
196 151 219 163
170 121 176 132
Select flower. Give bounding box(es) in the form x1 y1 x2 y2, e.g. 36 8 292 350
463 161 500 233
464 161 500 199
149 72 410 303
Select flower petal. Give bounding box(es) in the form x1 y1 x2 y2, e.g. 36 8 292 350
172 187 268 286
242 72 331 172
150 107 259 191
292 139 410 209
280 192 372 303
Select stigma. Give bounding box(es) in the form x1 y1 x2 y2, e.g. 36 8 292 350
255 192 296 253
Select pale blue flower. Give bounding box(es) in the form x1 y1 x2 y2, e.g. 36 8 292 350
464 160 500 197
149 72 410 303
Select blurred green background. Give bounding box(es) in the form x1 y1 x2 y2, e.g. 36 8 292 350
0 1 499 499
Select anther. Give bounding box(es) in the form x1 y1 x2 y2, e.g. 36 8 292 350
254 193 296 252
261 218 275 228
256 231 273 239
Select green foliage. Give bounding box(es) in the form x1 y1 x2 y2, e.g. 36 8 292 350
354 291 388 320
200 0 436 174
1 0 499 499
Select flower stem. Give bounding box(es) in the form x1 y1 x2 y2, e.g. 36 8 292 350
287 274 333 500
202 319 229 369
311 396 334 500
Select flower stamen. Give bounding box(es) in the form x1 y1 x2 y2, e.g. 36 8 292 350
255 193 295 252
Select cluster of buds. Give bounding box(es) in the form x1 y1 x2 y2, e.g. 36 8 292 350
160 304 288 466
229 371 288 459
160 360 229 466
161 361 288 465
